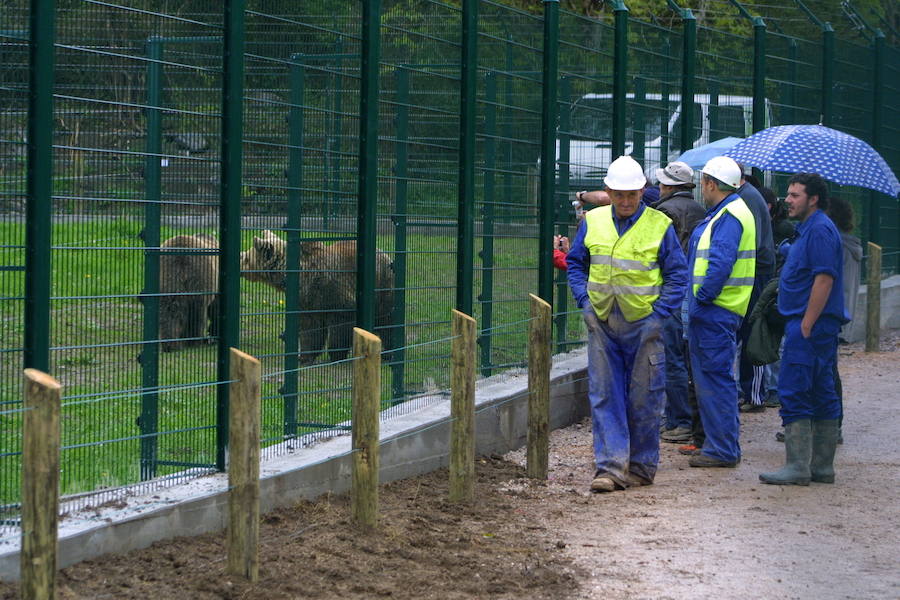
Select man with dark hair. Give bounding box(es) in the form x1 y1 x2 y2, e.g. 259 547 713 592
685 156 756 468
760 172 846 486
734 164 776 414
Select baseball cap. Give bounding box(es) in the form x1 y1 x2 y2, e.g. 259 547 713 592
655 161 695 187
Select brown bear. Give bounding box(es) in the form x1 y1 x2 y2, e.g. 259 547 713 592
159 234 219 352
240 230 393 364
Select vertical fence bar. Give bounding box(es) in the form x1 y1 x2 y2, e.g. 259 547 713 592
680 9 696 153
330 37 345 222
24 0 55 372
865 243 882 352
456 0 477 315
708 79 720 141
632 76 646 164
527 295 551 480
282 55 305 439
821 23 834 126
660 80 670 163
140 37 164 480
449 309 475 503
612 1 628 159
391 65 410 400
21 369 61 600
351 328 381 528
479 72 497 377
786 39 798 125
216 0 246 471
554 76 571 353
503 35 514 223
539 0 559 304
357 0 381 332
226 349 260 582
868 31 884 247
752 17 767 133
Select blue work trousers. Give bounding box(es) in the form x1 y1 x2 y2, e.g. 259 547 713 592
688 303 742 463
584 303 665 486
779 317 842 424
662 314 692 430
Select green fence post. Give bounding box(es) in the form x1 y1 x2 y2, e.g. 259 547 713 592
391 65 410 399
539 0 559 304
631 76 646 164
503 35 514 224
330 36 345 224
282 54 305 439
479 72 497 377
822 23 834 126
679 8 697 153
783 39 798 125
554 76 571 354
457 0 477 315
752 17 767 133
216 0 246 471
661 79 670 163
139 36 163 480
24 0 55 373
868 30 884 247
612 1 628 159
357 0 381 332
708 79 720 141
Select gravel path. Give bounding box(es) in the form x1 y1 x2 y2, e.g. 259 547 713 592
504 332 900 599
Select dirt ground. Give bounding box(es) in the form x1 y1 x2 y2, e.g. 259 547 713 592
1 333 898 599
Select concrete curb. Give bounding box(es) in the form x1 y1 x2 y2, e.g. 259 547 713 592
0 350 589 582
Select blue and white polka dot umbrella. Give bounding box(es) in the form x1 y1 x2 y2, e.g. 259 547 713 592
724 124 900 198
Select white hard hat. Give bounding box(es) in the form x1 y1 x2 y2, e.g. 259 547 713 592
700 156 741 189
604 155 647 191
655 161 695 186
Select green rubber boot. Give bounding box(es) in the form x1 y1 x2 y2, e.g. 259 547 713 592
759 419 812 486
810 419 840 483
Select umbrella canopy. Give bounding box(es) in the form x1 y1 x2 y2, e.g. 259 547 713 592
724 125 900 198
676 136 744 170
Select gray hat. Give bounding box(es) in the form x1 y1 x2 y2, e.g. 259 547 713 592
655 161 695 187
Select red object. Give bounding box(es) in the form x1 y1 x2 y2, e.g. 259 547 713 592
553 248 568 271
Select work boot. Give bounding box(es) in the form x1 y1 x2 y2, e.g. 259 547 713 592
661 426 692 443
689 454 738 468
759 419 812 486
590 473 622 493
810 419 840 484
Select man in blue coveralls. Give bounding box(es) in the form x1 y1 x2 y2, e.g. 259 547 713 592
686 156 757 468
567 155 687 492
760 173 845 485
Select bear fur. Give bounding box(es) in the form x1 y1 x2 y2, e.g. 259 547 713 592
240 230 394 364
159 234 219 352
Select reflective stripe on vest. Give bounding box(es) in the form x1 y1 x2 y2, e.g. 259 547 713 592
583 205 672 322
692 196 757 316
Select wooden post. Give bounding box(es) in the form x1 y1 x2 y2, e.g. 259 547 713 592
449 309 476 503
226 348 261 582
527 294 551 479
865 242 882 352
21 369 61 600
351 327 381 529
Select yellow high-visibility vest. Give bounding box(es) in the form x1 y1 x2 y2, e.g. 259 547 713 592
583 205 672 322
692 196 757 316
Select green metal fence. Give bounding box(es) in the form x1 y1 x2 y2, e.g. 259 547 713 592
1 0 898 534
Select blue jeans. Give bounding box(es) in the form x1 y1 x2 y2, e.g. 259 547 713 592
779 317 841 424
688 303 742 463
662 314 692 430
584 304 666 485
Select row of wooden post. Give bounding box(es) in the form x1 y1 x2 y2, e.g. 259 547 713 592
17 294 554 597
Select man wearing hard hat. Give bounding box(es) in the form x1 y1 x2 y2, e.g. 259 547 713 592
566 155 688 493
686 156 757 468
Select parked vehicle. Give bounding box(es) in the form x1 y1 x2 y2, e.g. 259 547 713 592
554 93 771 190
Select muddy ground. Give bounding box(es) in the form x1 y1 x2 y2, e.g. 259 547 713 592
1 333 898 599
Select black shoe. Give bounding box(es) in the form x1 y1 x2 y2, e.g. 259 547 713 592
689 454 739 468
764 394 781 408
739 402 765 413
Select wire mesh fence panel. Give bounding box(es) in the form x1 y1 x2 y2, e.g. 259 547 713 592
377 1 462 408
0 4 28 533
766 32 822 128
878 45 900 268
473 1 544 376
695 24 754 148
240 4 362 455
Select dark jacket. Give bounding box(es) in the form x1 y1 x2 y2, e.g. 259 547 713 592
737 182 776 282
746 277 784 365
652 190 706 254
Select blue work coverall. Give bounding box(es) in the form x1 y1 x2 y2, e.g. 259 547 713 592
777 209 846 423
686 194 749 464
567 203 688 485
